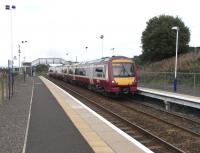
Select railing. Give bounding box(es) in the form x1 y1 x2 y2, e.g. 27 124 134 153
138 72 200 97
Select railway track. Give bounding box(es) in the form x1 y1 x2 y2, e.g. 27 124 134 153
124 99 200 134
46 76 200 153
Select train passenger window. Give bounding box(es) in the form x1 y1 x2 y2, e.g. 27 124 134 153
85 68 88 76
79 69 86 76
75 68 79 75
94 67 104 78
82 68 86 76
69 69 73 74
63 69 67 74
75 68 86 76
95 68 103 72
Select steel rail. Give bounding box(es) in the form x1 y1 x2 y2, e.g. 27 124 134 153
120 102 200 137
130 99 200 125
47 77 186 153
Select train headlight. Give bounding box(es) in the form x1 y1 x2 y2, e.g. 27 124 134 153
111 80 118 86
132 79 137 85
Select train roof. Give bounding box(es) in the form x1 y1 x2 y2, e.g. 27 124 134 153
49 56 133 68
78 56 132 65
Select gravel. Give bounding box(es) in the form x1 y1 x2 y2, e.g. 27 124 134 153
0 76 33 153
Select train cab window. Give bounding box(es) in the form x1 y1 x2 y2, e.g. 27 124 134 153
112 63 134 77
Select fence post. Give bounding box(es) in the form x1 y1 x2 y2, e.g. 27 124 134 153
163 72 166 90
8 67 11 100
0 76 3 104
5 73 8 99
193 73 196 95
1 78 4 102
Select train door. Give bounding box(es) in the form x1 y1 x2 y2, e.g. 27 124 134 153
73 66 76 81
89 64 94 84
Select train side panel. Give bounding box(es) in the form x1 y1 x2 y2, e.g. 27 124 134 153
48 56 138 95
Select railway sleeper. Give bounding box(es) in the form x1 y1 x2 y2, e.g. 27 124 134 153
131 135 143 139
139 139 152 144
120 127 132 131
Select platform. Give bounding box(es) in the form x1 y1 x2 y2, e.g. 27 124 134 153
138 87 200 109
23 76 153 153
24 77 95 153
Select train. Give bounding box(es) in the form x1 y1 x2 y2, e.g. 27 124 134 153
48 56 138 95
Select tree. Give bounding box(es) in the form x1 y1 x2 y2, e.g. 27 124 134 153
133 55 143 68
141 15 190 63
35 64 49 74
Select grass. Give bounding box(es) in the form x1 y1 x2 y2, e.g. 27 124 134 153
139 51 200 73
138 52 200 96
0 74 7 103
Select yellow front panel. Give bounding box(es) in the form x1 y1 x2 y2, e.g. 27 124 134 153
112 59 133 63
114 77 134 85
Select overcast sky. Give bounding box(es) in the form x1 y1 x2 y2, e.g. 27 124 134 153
0 0 199 66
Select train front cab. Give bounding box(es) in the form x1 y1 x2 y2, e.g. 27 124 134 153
108 58 137 94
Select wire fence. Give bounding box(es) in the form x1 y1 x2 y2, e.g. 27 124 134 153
0 65 28 104
0 70 8 103
138 72 200 97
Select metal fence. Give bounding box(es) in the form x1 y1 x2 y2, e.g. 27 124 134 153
138 72 200 97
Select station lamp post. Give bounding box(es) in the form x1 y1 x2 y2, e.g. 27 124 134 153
5 4 16 97
18 45 21 71
85 46 88 61
100 35 104 58
66 53 69 61
5 5 16 64
111 48 115 56
172 26 179 92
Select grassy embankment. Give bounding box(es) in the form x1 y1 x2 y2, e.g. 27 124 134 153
139 51 200 73
137 52 200 96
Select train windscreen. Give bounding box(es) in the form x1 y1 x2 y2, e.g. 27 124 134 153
112 63 134 77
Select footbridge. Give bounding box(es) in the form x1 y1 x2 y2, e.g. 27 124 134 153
32 58 68 66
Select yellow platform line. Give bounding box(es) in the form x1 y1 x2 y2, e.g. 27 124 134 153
40 77 115 153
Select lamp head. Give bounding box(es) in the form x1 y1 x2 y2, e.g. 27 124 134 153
172 26 179 30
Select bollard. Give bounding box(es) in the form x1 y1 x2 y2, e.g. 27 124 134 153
173 78 177 92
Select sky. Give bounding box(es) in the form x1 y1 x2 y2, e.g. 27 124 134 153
0 0 200 66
